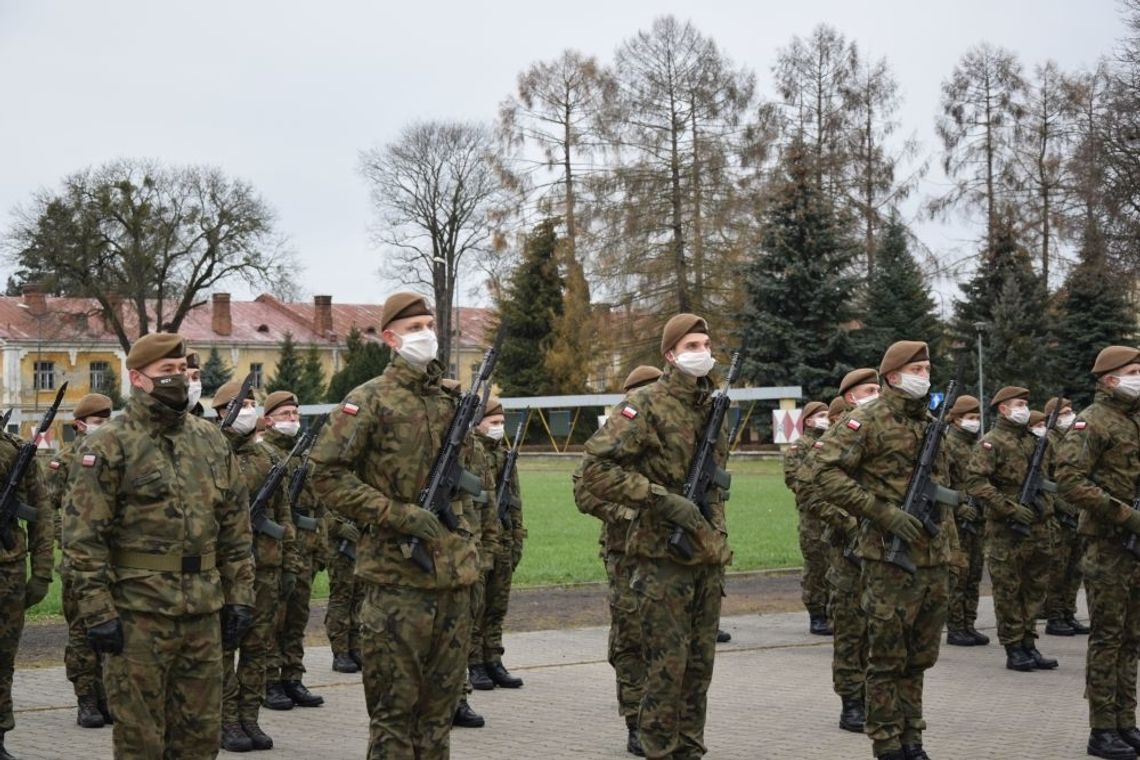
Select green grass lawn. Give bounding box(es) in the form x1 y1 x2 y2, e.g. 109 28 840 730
28 457 800 621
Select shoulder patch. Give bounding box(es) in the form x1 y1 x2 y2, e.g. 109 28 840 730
813 440 825 449
621 406 638 420
982 441 993 450
49 460 60 470
1073 420 1087 430
846 419 861 431
81 454 97 467
343 402 360 416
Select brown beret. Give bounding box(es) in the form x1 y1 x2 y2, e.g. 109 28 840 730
991 386 1030 408
839 368 879 396
1043 396 1072 415
623 365 663 392
948 394 980 419
1092 346 1140 377
185 351 200 370
381 292 433 331
126 332 185 370
482 395 504 418
802 401 828 421
212 378 254 410
1029 410 1046 427
828 396 847 422
263 391 298 416
660 313 709 355
73 393 112 421
878 341 929 377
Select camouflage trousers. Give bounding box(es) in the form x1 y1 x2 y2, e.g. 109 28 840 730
606 550 645 727
325 549 364 655
861 560 948 756
632 558 723 760
1046 522 1083 621
986 526 1051 646
1082 537 1140 730
223 566 280 723
461 572 487 699
360 583 471 760
0 560 26 733
947 522 985 631
797 508 828 616
62 570 104 699
826 547 865 701
270 548 319 682
103 607 222 760
472 547 515 665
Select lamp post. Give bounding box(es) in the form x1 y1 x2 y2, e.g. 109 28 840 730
973 321 989 430
432 254 461 380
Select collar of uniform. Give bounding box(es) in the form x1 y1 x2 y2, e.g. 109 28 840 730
800 425 822 443
994 416 1028 436
879 384 928 419
1095 388 1140 415
948 424 976 443
222 425 257 452
659 364 712 404
388 354 445 393
128 388 187 431
262 427 294 451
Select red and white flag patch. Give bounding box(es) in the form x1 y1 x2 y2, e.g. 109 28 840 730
813 440 825 449
846 419 862 431
343 403 360 416
1074 420 1087 430
48 460 60 470
621 406 638 420
982 441 993 450
81 454 96 467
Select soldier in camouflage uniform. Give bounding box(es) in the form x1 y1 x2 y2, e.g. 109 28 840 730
1042 396 1089 637
212 380 301 751
468 395 525 693
965 386 1058 674
574 365 661 757
63 332 255 760
942 394 989 648
48 393 113 729
580 314 731 760
1057 346 1140 760
814 341 959 760
261 391 326 711
784 400 831 636
186 351 205 417
310 292 481 760
325 514 364 673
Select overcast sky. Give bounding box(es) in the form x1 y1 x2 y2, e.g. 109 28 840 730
0 0 1125 312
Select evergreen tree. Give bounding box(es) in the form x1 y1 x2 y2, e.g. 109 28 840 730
738 142 863 401
297 345 327 405
266 332 304 394
495 219 564 397
200 346 233 397
325 327 390 403
97 366 125 410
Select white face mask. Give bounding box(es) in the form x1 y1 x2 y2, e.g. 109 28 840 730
230 406 258 435
959 419 981 434
673 350 715 378
854 393 878 407
811 416 830 431
275 420 300 438
1114 375 1140 399
1030 425 1047 438
484 424 505 441
1006 407 1030 426
1057 413 1075 430
893 372 930 399
396 329 439 368
187 380 203 410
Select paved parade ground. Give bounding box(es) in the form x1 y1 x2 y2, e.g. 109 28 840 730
7 594 1093 759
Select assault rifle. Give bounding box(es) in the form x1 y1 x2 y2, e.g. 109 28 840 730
0 409 12 431
248 435 308 541
0 384 67 550
495 414 526 530
1010 392 1063 538
220 374 255 430
287 415 327 532
959 495 983 536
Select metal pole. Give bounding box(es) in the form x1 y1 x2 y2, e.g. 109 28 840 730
974 322 986 431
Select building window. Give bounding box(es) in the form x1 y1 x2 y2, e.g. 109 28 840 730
250 363 264 389
33 361 55 391
89 361 110 392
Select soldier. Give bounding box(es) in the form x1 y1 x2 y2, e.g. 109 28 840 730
965 387 1058 673
468 395 525 692
262 391 326 711
943 394 990 648
580 314 732 760
1042 396 1088 637
212 380 301 751
63 332 255 760
574 364 660 757
814 341 958 760
324 513 364 673
1056 346 1140 760
785 399 831 635
309 292 481 759
186 351 205 417
48 393 114 729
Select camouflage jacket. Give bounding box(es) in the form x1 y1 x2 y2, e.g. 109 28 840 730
966 416 1054 535
943 423 983 524
813 386 957 567
261 428 327 558
0 433 52 575
470 435 502 570
48 436 81 548
783 426 821 500
308 356 479 590
801 405 859 548
225 428 300 574
481 433 524 550
1056 389 1140 539
63 391 255 627
1046 428 1076 520
579 366 731 566
573 444 635 556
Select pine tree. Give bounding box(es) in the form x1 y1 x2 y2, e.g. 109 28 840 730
266 332 304 395
325 327 390 403
297 345 327 404
200 346 233 397
738 142 863 401
97 366 125 410
495 219 564 397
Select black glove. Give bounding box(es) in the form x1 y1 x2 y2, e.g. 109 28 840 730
340 522 361 543
387 503 445 542
24 575 50 609
655 492 705 535
882 507 923 543
281 571 298 600
87 618 124 655
221 604 254 650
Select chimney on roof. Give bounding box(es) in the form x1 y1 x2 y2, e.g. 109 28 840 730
212 293 232 336
21 286 46 317
314 295 333 336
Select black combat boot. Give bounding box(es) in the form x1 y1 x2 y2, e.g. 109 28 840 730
809 613 832 636
875 751 906 760
946 628 976 646
1069 616 1091 634
966 626 990 645
453 699 485 728
241 721 273 750
1005 644 1036 672
0 733 16 760
221 722 253 752
1088 729 1138 759
487 661 523 688
263 681 294 710
332 652 360 673
627 725 645 756
839 696 865 732
1045 618 1076 636
77 693 105 728
902 744 932 760
469 663 495 690
1023 639 1058 670
716 629 732 643
350 649 363 668
283 680 324 707
1119 727 1140 752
